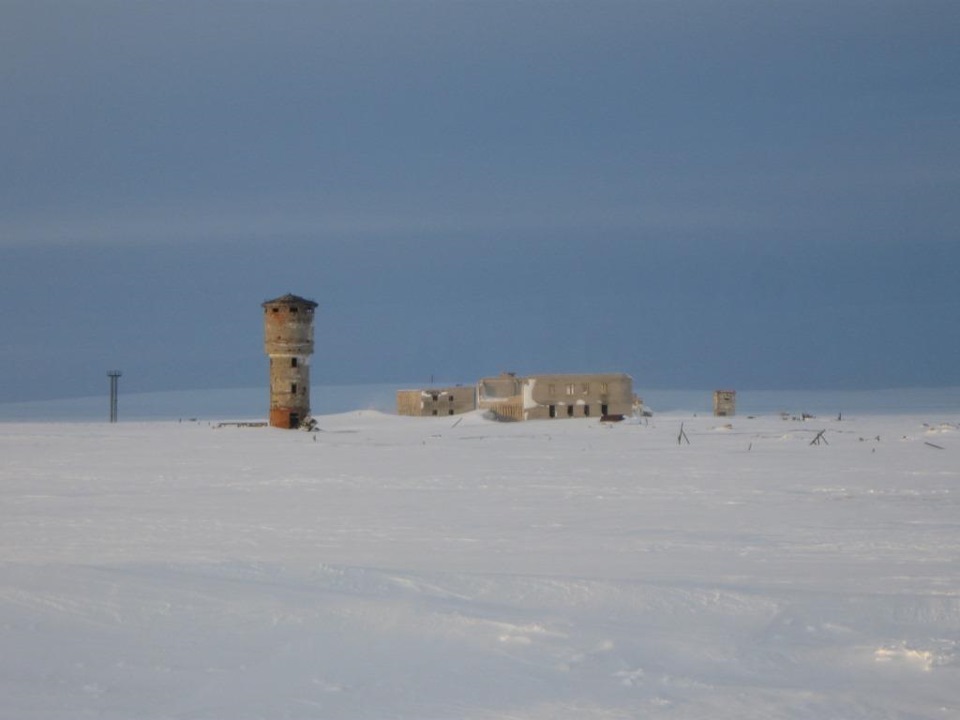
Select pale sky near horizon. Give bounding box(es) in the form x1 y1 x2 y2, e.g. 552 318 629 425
2 1 958 403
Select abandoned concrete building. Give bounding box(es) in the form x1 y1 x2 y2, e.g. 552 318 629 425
713 389 736 417
478 372 637 421
396 372 637 421
263 293 317 429
396 386 477 417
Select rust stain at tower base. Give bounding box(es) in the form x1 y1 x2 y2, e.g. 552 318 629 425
270 408 302 429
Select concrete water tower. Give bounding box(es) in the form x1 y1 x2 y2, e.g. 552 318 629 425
262 293 318 428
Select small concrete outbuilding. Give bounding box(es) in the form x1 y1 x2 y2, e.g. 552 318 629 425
263 293 317 429
713 390 736 417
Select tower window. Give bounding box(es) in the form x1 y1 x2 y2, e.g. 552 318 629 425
291 383 298 394
290 307 299 313
291 358 298 368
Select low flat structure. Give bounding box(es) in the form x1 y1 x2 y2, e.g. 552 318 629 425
713 389 736 417
397 386 477 417
478 372 636 421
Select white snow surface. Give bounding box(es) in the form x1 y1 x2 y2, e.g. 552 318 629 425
2 407 959 718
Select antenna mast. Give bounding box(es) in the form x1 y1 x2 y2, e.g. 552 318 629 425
107 371 122 423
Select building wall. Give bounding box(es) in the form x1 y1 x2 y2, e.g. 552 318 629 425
476 372 635 421
477 373 523 409
268 355 311 427
263 295 317 428
484 399 524 422
713 390 736 417
396 390 423 417
523 373 634 420
397 386 476 416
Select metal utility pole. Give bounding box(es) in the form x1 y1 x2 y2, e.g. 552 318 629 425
107 371 122 423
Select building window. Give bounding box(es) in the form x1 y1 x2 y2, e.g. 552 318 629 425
449 409 454 416
432 409 438 416
290 307 298 313
601 403 608 416
549 405 556 418
272 308 279 313
584 405 590 417
600 382 608 394
291 357 298 368
567 405 574 417
291 383 298 394
582 383 590 394
566 384 575 395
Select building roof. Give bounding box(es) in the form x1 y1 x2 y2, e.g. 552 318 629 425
482 372 632 383
262 293 318 309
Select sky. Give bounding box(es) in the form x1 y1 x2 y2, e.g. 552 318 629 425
2 0 958 403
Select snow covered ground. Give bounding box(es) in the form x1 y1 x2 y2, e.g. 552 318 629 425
2 400 959 718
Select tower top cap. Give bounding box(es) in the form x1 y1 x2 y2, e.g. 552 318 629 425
262 293 318 309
